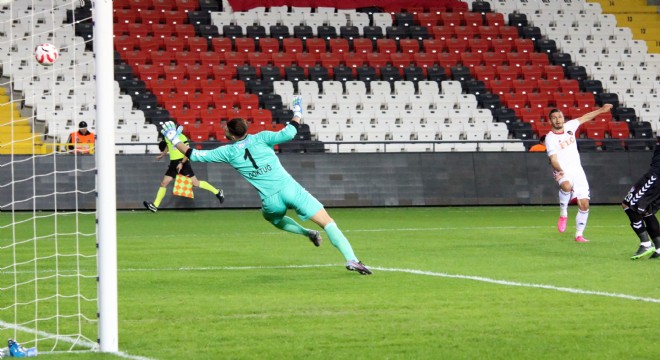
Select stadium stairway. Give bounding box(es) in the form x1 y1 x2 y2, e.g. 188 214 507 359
589 0 660 53
0 88 48 155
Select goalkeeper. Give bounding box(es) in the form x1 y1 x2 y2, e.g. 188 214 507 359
160 97 372 275
143 130 225 213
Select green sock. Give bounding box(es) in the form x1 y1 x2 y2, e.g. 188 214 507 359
154 187 167 207
272 216 308 236
198 180 219 194
324 222 357 261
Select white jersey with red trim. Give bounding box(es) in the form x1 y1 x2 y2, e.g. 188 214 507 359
545 119 583 172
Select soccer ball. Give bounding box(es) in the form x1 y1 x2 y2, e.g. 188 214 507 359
34 43 58 66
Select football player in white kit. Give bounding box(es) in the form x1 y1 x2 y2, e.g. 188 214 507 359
544 104 613 242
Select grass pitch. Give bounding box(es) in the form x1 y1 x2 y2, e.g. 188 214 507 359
4 205 660 359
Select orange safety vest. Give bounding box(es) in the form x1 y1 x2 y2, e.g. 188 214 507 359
69 131 95 154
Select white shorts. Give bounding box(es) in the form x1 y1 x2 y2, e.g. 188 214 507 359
557 168 590 200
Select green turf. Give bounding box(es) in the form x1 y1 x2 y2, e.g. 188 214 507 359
3 206 660 359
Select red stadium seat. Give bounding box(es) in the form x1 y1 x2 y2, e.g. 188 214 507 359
138 37 163 52
237 93 259 110
200 79 224 95
352 38 373 54
224 79 245 96
187 37 208 52
188 93 212 111
224 52 248 68
295 52 319 76
474 65 496 81
282 38 303 53
115 35 138 52
198 51 222 68
390 53 413 74
376 39 398 54
482 51 507 67
413 52 437 75
328 38 349 54
517 107 543 124
247 52 271 75
123 50 148 67
422 39 446 54
520 64 543 80
512 79 536 94
491 38 513 54
212 93 235 111
575 92 596 109
582 121 607 140
460 52 482 68
468 38 490 53
174 51 199 67
367 52 391 75
140 10 163 25
186 64 212 81
163 10 187 25
513 39 535 53
440 12 462 27
234 38 256 53
477 25 499 41
559 79 580 94
249 109 273 124
152 24 175 39
608 121 630 139
175 0 198 13
258 38 280 54
543 65 565 81
446 38 468 53
553 92 575 109
498 26 519 40
454 25 478 40
488 79 513 95
416 12 440 27
319 52 342 77
176 79 200 95
431 26 455 41
399 39 420 54
272 52 295 76
485 12 506 27
505 52 529 67
537 79 560 95
503 92 528 109
127 23 150 38
174 24 196 38
149 79 175 98
343 52 367 74
114 9 138 24
163 36 186 52
529 53 550 67
136 64 162 82
463 12 484 27
212 64 236 80
211 37 233 53
305 38 327 54
528 92 551 109
436 52 460 71
496 65 520 81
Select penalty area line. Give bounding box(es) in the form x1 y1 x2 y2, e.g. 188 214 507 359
374 266 660 304
123 264 660 304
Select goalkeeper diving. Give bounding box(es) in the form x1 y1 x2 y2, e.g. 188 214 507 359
160 96 372 275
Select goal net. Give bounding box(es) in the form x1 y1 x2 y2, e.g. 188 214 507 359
0 0 117 355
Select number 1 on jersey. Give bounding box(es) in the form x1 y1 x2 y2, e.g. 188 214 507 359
244 149 258 169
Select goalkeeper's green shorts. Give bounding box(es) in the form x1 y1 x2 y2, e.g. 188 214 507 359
261 181 323 222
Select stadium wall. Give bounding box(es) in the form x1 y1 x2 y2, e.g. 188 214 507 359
0 152 651 211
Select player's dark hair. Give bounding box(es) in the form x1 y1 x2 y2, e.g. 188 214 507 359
548 108 561 118
226 118 248 139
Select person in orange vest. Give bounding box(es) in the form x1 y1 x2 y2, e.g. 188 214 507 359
66 121 95 154
529 135 547 152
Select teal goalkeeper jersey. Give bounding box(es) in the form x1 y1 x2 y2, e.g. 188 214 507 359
189 123 298 199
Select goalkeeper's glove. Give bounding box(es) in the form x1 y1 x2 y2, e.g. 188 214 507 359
160 121 183 146
291 96 303 119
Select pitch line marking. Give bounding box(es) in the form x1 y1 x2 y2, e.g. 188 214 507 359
121 264 660 304
0 320 155 360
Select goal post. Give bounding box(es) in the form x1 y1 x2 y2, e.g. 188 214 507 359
95 0 119 353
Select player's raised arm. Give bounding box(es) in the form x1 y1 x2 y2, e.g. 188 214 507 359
576 103 613 124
